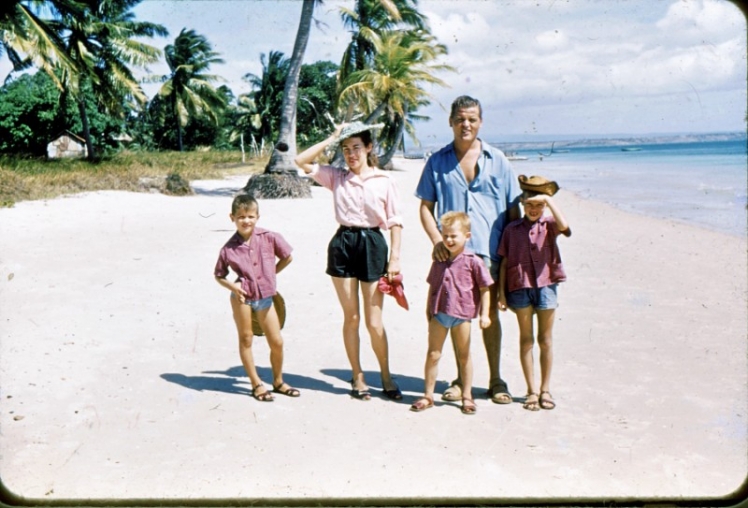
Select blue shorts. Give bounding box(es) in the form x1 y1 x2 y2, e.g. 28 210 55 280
506 284 559 310
232 294 274 311
434 312 469 329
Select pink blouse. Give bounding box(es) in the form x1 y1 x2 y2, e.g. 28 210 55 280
310 164 403 230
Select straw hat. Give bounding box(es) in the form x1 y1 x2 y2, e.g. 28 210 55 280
251 292 286 336
518 174 560 196
327 121 384 154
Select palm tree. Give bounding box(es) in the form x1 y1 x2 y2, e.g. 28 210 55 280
155 28 226 152
243 50 290 146
263 0 316 174
338 29 454 167
52 0 167 159
337 0 426 118
1 0 78 85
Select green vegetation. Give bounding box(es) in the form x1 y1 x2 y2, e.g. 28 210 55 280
0 150 265 207
1 0 456 200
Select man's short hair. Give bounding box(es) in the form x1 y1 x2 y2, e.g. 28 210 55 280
450 95 482 120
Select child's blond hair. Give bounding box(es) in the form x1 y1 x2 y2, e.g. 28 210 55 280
440 211 471 233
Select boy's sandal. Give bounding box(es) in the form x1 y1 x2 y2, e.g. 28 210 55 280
273 383 301 398
441 380 462 401
350 379 372 401
539 391 556 410
461 397 477 415
523 393 540 411
410 396 434 412
252 384 275 402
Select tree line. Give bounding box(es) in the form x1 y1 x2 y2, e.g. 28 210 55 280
1 0 453 168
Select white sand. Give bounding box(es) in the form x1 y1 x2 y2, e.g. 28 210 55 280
0 156 746 503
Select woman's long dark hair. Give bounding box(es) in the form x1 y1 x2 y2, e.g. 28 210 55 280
345 130 379 169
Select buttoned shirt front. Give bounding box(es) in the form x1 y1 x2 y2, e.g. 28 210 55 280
214 228 293 301
498 215 569 292
310 164 403 230
415 140 522 260
426 251 494 320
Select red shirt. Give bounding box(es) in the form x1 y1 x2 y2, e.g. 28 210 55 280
498 216 569 292
214 228 293 301
426 251 494 320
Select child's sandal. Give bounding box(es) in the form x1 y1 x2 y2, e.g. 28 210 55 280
539 391 556 410
461 397 477 415
252 384 274 402
523 393 540 411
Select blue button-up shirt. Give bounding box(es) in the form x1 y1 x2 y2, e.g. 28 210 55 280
415 141 522 260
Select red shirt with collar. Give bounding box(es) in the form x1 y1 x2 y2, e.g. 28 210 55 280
498 215 569 292
214 227 293 301
426 251 494 320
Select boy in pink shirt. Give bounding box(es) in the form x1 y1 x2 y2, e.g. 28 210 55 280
214 194 299 402
410 211 493 415
498 175 571 411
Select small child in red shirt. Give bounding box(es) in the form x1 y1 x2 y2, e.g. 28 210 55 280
410 211 493 415
214 194 299 402
498 175 571 411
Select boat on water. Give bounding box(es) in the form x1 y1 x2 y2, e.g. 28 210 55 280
505 151 528 161
621 147 642 152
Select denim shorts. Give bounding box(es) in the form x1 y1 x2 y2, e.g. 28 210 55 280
232 294 273 311
434 312 469 329
506 284 559 310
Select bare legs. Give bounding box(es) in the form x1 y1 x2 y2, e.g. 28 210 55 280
331 277 397 393
515 306 555 401
421 319 472 403
230 295 289 399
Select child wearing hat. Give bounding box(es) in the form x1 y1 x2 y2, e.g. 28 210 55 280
214 194 300 402
497 175 571 411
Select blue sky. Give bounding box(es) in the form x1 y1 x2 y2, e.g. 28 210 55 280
5 0 746 144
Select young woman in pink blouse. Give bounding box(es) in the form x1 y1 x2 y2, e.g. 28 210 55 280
295 122 403 401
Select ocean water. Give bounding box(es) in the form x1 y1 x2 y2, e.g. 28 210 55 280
499 139 748 238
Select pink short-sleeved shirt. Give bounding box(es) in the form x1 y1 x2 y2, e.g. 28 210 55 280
426 251 494 320
498 215 569 293
214 228 293 301
310 164 403 230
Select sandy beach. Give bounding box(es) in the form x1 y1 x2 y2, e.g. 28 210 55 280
0 155 746 504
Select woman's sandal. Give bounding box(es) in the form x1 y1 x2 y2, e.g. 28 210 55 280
273 383 301 398
523 392 540 411
350 379 372 401
410 396 434 412
252 384 275 402
381 378 403 400
539 391 556 410
461 398 477 415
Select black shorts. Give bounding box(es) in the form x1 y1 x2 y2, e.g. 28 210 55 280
327 226 388 282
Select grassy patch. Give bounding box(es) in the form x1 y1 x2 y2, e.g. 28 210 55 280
0 150 266 207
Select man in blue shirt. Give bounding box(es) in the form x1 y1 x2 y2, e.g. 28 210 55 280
415 95 522 405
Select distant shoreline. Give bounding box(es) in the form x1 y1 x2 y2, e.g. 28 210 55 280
405 131 747 154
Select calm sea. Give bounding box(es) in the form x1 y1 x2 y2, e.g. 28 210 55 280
496 139 748 238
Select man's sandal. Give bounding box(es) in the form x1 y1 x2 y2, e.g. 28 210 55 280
523 392 540 411
461 397 477 415
273 383 301 398
539 391 556 410
441 380 462 401
487 380 512 404
252 384 275 402
410 396 434 412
